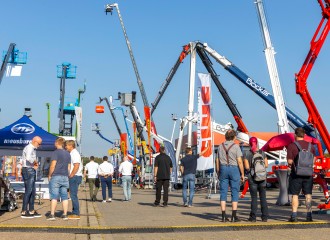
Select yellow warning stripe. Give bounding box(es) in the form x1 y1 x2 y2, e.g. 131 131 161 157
0 221 328 230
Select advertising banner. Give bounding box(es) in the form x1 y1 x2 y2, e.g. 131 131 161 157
197 73 213 170
75 107 83 145
120 133 127 158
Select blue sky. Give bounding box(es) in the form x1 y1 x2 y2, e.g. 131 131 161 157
0 0 329 157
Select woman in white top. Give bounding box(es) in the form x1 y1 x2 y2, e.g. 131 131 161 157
98 156 114 203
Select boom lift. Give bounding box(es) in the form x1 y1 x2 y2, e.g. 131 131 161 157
0 43 27 85
105 3 161 151
151 43 280 192
295 0 330 208
113 105 134 152
254 0 290 134
92 123 116 145
57 62 77 136
197 42 323 146
97 96 134 157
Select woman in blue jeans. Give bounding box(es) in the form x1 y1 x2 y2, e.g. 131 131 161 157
243 137 269 222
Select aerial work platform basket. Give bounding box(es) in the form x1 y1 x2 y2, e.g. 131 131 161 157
57 62 77 79
2 49 27 64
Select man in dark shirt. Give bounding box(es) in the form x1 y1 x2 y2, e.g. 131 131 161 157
153 146 173 207
287 127 316 222
180 146 208 207
47 137 71 220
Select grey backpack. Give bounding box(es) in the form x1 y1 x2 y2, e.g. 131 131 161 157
294 142 314 177
250 151 267 181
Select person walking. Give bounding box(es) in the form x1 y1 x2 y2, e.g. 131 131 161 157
287 127 316 222
65 140 83 220
84 156 100 202
118 156 133 201
154 146 173 207
98 156 114 203
216 129 244 222
243 137 269 222
47 137 71 220
21 136 42 218
180 146 209 207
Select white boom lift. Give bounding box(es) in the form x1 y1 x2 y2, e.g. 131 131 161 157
254 0 290 134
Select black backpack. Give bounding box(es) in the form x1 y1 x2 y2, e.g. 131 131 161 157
294 142 314 177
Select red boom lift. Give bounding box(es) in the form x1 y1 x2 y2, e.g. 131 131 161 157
295 0 330 209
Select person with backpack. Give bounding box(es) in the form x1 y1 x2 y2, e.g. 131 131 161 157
216 129 244 222
243 137 269 222
287 127 316 222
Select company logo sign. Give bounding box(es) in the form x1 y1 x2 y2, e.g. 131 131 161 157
246 78 270 96
11 123 35 134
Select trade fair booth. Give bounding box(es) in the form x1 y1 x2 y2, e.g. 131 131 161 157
0 115 57 200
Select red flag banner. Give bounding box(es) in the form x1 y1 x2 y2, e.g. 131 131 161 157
120 133 127 157
197 73 213 170
151 121 160 152
144 106 151 140
144 106 152 165
133 123 137 163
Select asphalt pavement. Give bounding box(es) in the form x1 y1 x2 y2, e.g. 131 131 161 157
0 182 329 240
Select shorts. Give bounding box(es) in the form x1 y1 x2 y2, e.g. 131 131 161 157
289 175 313 195
49 175 69 200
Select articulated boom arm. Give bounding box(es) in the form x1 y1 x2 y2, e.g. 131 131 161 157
199 42 319 140
151 44 191 115
195 45 248 133
114 106 134 152
99 97 122 136
295 0 330 155
106 3 149 107
95 130 115 145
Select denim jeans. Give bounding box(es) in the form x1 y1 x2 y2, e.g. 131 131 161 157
69 175 82 215
100 176 112 200
49 175 69 200
122 176 132 200
182 173 195 205
21 167 36 212
87 178 100 200
220 165 240 202
248 175 269 220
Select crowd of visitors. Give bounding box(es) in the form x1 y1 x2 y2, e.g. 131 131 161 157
20 127 316 223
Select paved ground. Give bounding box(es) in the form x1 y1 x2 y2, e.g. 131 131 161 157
0 183 329 239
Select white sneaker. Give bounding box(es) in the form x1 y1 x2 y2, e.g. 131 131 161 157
102 200 107 203
108 198 112 202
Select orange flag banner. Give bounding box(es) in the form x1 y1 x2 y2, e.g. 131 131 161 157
144 106 152 165
120 133 127 157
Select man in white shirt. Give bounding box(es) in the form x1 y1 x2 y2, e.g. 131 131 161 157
84 156 100 202
118 156 133 201
98 156 114 203
21 136 42 219
65 140 82 220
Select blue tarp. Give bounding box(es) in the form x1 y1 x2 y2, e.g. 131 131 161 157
0 115 57 157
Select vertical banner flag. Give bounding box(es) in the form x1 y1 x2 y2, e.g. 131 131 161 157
75 107 83 145
197 73 213 170
120 133 128 158
133 122 137 164
151 121 160 152
144 106 152 165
